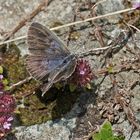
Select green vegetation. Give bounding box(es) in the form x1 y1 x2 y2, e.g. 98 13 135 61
92 121 125 140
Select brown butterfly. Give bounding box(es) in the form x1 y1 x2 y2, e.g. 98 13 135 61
26 22 77 96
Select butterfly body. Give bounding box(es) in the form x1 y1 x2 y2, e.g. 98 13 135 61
26 22 77 95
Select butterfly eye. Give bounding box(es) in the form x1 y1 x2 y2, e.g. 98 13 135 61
63 59 67 64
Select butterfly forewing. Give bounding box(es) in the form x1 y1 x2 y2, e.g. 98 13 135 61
27 22 70 57
26 22 70 81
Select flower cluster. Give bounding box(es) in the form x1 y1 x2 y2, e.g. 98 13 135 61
133 2 140 9
0 66 15 138
71 59 93 87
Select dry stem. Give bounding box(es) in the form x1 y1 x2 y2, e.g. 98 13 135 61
9 76 32 91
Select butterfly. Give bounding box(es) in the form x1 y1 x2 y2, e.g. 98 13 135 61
26 22 77 96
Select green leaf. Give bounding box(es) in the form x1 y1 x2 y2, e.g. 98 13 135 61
0 66 3 74
92 132 101 140
100 121 113 140
2 79 9 86
86 83 92 89
69 83 77 92
102 121 112 130
107 66 113 73
4 86 10 91
92 121 125 140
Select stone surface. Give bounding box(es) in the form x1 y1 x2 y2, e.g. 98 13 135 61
0 0 140 140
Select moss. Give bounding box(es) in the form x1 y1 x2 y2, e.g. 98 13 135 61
3 43 27 84
15 85 80 126
17 94 53 125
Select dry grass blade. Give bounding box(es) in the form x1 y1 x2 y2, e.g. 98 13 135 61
0 7 136 46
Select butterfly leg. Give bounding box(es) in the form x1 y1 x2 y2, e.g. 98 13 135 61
41 81 54 96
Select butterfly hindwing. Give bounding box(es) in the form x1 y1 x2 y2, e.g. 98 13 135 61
41 55 77 95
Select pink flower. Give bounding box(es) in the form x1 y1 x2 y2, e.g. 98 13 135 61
133 2 140 9
0 66 15 138
0 115 13 131
70 59 93 86
3 117 13 130
0 75 3 80
0 94 15 113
